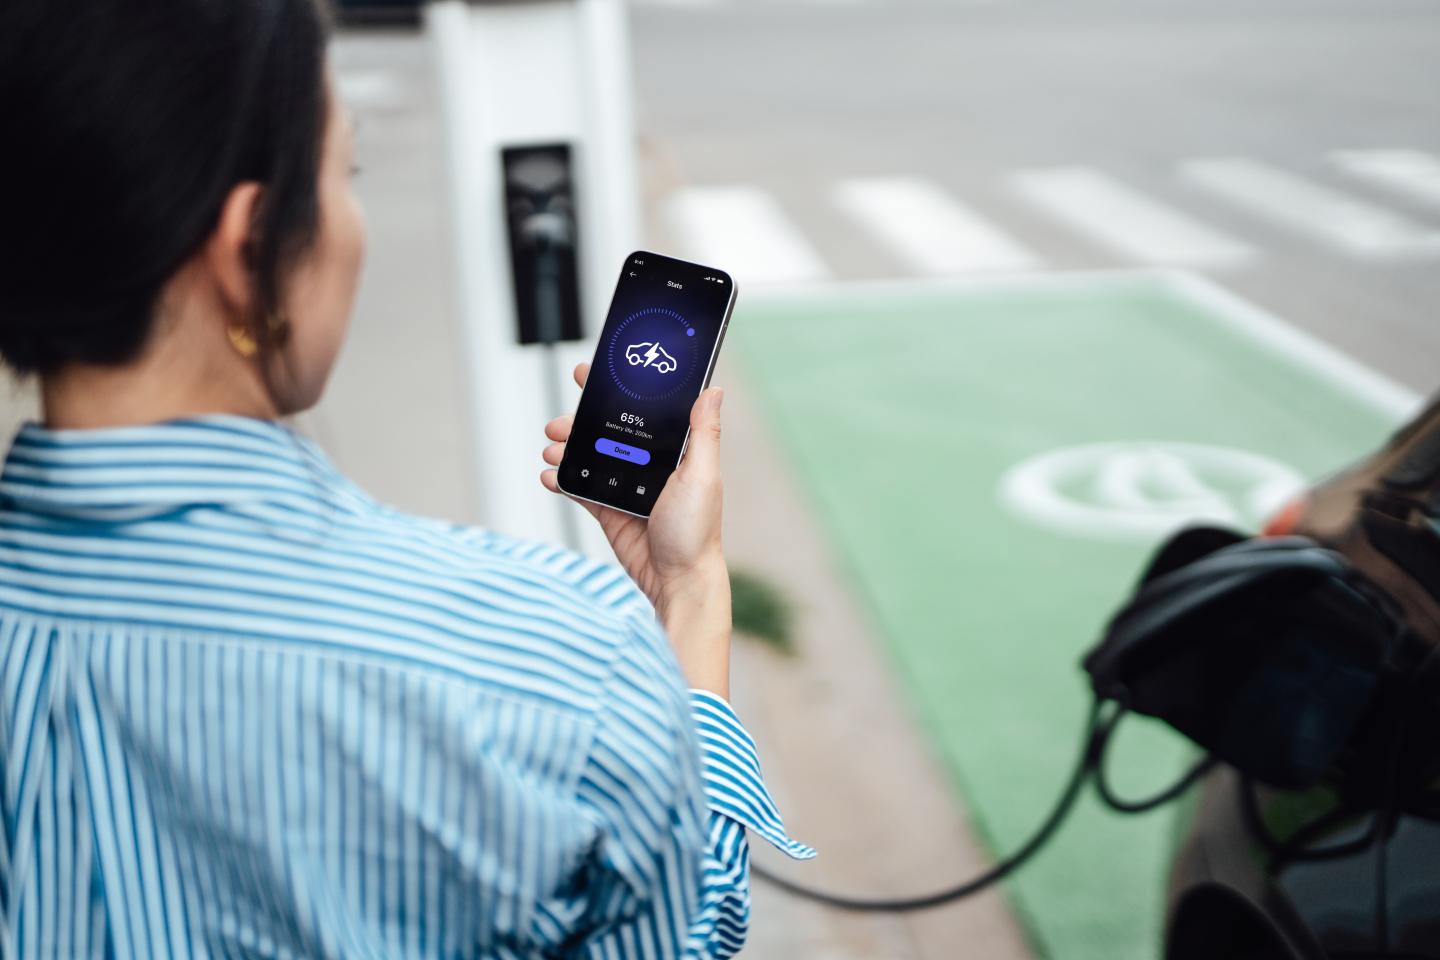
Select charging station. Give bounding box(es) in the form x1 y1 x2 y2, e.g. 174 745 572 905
426 0 642 553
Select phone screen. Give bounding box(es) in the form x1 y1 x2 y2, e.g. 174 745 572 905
557 251 736 517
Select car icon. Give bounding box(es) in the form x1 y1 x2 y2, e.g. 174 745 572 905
625 340 678 374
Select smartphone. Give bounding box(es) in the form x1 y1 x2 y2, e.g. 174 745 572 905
557 250 737 518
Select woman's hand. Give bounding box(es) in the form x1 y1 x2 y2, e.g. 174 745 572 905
541 363 732 697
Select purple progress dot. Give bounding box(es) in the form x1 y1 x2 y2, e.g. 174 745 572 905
686 328 695 337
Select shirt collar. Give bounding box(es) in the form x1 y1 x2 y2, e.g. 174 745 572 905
0 414 338 522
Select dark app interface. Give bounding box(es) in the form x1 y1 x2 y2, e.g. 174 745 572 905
559 252 733 515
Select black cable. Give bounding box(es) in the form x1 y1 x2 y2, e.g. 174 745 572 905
1095 754 1216 814
1376 814 1391 956
1373 646 1425 956
1279 800 1375 864
1090 707 1218 814
1240 775 1382 867
751 667 1412 916
1236 649 1421 921
750 700 1107 913
1374 734 1404 955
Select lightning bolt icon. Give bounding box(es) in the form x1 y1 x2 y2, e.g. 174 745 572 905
643 342 661 367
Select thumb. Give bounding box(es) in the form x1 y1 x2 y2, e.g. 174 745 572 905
678 388 724 480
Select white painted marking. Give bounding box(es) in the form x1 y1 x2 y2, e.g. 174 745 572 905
1000 441 1305 541
832 177 1040 274
1333 149 1440 210
1011 167 1256 268
1159 271 1423 422
664 186 831 286
1180 157 1440 259
745 269 1424 422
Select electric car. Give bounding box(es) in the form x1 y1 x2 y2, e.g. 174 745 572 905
1164 452 1440 960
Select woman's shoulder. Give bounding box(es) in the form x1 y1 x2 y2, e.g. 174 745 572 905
376 501 647 622
327 482 659 654
268 441 676 704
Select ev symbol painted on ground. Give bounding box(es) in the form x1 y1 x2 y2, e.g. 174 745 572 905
999 441 1306 541
626 341 677 373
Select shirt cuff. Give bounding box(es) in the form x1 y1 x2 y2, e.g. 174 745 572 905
689 689 817 861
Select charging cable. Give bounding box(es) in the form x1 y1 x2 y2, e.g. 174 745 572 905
751 698 1213 912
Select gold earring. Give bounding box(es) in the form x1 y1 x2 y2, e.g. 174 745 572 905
227 322 259 358
227 313 290 358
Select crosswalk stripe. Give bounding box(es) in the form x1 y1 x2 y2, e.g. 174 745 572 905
831 177 1040 274
1180 157 1440 259
1333 149 1440 210
663 185 831 285
1011 167 1256 269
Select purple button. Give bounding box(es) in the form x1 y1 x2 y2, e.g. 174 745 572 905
596 438 651 465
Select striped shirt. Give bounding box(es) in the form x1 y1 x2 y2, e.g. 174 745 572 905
0 415 813 959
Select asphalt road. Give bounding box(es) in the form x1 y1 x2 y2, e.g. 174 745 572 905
629 0 1440 395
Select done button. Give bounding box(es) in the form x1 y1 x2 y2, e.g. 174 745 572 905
595 437 651 466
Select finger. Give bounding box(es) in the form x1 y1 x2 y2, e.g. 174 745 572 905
544 415 573 443
573 363 590 388
676 388 724 480
542 441 565 466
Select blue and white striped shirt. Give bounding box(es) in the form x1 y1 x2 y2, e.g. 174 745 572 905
0 415 812 959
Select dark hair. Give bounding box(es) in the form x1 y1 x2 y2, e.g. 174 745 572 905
0 0 333 376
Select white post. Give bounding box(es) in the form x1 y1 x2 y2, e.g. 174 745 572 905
427 0 641 555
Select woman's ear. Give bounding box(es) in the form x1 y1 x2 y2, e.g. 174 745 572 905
204 181 265 318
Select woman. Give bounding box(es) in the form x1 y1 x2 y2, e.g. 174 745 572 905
0 1 811 957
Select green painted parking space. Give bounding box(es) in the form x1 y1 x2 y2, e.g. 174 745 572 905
731 273 1411 959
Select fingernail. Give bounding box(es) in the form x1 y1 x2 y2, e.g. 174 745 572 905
711 389 725 413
